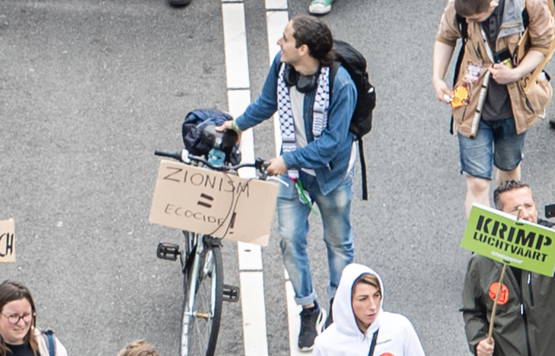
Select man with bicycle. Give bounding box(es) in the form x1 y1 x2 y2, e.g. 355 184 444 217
220 15 357 351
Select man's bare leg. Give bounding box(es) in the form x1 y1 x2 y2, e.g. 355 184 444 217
465 175 491 218
496 164 521 186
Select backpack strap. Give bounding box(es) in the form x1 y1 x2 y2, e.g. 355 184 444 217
452 14 469 135
357 137 368 200
329 61 339 97
456 13 469 42
454 14 469 87
367 328 379 356
522 6 529 29
42 329 56 356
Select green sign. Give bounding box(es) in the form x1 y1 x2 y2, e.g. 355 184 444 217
461 204 555 276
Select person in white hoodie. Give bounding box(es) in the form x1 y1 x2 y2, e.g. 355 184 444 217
313 263 425 356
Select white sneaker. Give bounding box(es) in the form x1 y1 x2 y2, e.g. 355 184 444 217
309 0 333 15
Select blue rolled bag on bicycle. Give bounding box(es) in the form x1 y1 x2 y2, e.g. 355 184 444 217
181 109 241 165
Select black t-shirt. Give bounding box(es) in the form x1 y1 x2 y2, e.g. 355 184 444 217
6 342 35 356
481 0 514 121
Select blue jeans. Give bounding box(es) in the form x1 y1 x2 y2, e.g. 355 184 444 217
276 171 354 306
458 118 525 180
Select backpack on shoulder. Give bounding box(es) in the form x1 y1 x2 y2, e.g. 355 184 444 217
278 41 376 199
330 40 376 200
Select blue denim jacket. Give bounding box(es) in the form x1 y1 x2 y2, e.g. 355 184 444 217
235 53 356 195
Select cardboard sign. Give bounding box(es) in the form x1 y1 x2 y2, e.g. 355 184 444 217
149 160 279 246
461 204 555 276
0 218 15 263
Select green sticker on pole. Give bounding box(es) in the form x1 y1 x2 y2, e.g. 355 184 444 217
461 204 555 276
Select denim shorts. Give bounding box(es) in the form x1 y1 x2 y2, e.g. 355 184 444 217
458 118 525 180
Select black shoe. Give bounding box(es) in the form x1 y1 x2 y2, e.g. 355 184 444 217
298 304 325 351
324 298 334 329
550 119 555 129
168 0 192 7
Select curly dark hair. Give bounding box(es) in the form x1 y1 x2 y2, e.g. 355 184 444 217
291 15 335 66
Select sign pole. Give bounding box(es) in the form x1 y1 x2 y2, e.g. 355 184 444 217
487 263 507 340
487 208 523 339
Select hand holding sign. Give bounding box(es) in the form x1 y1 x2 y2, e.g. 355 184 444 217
476 337 494 356
462 203 555 350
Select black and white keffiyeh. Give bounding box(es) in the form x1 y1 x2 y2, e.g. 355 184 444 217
277 64 330 179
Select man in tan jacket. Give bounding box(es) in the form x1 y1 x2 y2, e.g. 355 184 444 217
432 0 554 217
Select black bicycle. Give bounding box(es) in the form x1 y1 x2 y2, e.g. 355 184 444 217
155 147 268 356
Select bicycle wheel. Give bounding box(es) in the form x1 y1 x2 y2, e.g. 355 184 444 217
180 231 196 356
180 235 223 356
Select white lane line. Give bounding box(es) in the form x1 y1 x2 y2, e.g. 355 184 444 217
285 278 302 355
265 0 288 9
222 2 250 90
222 3 269 356
263 5 309 356
238 271 268 354
229 89 268 354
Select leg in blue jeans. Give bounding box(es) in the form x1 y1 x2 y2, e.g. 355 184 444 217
277 176 314 306
313 175 354 298
277 172 354 306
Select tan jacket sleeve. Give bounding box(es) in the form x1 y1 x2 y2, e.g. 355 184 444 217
436 0 461 47
526 0 555 55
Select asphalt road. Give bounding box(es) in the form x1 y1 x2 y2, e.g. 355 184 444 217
1 0 554 355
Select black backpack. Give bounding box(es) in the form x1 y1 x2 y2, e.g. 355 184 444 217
330 40 376 200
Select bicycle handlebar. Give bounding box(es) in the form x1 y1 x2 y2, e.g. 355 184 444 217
154 150 182 161
154 149 269 178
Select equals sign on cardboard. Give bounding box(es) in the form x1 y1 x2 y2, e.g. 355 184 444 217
197 193 214 208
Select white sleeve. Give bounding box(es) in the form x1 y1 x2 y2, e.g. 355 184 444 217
54 336 68 356
403 320 426 356
313 344 324 356
312 335 328 356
